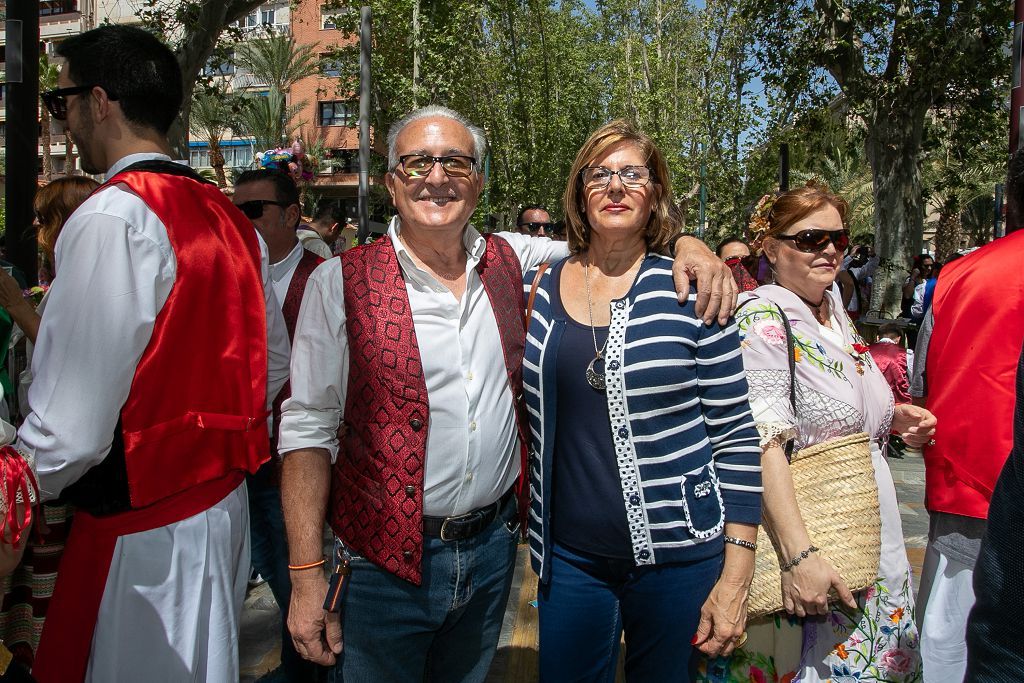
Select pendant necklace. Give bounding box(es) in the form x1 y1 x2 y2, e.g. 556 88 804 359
584 259 608 392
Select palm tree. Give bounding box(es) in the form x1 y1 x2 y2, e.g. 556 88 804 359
233 35 319 158
39 53 60 181
237 87 304 155
235 34 320 92
190 85 241 188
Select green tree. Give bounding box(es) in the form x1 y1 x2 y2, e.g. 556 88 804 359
136 0 269 156
746 0 1011 315
189 84 242 187
237 87 304 152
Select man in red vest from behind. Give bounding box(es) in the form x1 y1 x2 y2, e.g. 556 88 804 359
278 105 738 681
912 150 1024 683
20 26 289 683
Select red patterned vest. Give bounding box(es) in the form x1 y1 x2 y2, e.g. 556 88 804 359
111 164 270 508
925 230 1024 519
334 234 528 584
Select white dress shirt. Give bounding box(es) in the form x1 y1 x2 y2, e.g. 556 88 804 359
278 217 567 517
16 152 290 500
270 240 308 306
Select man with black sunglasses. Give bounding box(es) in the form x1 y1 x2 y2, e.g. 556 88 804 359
516 204 558 238
278 104 738 682
26 25 289 683
233 169 324 683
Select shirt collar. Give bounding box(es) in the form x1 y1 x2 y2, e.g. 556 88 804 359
105 152 176 180
387 215 487 268
876 337 898 345
270 241 305 283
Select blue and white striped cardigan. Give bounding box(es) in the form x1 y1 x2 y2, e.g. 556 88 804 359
523 254 763 582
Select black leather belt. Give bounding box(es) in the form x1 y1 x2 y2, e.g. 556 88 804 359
423 488 516 541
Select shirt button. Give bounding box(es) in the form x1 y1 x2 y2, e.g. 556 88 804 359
608 360 620 371
615 300 626 310
470 421 477 431
465 472 474 482
638 549 650 560
410 418 423 431
629 494 641 506
405 485 416 496
467 371 474 381
617 427 629 439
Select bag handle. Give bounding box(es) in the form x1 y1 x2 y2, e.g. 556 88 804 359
779 308 797 461
524 263 550 330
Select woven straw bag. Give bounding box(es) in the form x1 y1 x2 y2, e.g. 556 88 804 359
747 432 880 618
745 303 882 619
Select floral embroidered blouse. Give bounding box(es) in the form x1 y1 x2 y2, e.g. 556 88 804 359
737 284 894 452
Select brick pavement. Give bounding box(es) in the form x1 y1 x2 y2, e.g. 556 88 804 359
239 450 929 681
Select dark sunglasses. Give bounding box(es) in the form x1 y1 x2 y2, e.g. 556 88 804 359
234 199 290 220
774 229 850 253
519 221 554 234
41 84 117 121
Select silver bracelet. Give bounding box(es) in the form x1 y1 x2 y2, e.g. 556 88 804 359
723 536 757 551
780 545 819 572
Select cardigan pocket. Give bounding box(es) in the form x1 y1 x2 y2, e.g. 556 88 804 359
680 463 725 539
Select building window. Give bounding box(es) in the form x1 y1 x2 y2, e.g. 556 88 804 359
39 0 77 16
321 56 342 78
190 149 211 168
203 54 235 76
322 5 351 30
262 9 276 24
319 101 354 126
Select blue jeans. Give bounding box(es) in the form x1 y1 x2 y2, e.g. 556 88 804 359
538 542 722 683
247 465 319 681
328 495 519 683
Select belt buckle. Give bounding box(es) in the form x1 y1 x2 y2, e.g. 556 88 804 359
439 512 474 542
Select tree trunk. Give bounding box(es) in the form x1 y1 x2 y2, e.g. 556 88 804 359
41 109 53 181
64 128 76 175
934 205 962 262
209 144 227 188
866 106 927 318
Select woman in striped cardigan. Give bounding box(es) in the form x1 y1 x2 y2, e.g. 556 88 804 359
523 120 763 682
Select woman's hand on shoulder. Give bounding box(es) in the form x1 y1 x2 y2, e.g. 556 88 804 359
780 553 856 617
891 403 937 448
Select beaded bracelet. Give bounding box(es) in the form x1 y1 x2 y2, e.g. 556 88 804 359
288 559 326 571
780 545 819 572
723 536 757 551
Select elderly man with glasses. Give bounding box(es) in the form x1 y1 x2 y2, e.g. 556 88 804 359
278 104 737 682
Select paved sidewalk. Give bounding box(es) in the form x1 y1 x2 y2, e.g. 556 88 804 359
240 450 929 681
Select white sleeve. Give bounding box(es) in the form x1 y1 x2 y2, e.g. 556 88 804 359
258 232 290 405
493 231 570 273
278 259 347 462
17 204 174 500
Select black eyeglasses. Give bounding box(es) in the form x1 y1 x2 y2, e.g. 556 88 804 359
41 85 116 121
234 200 291 220
774 229 850 253
395 154 477 178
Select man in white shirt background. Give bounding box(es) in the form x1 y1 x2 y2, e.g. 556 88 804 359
233 169 325 683
23 25 289 683
278 104 737 681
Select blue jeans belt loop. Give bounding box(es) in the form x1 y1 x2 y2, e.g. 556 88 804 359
424 488 515 542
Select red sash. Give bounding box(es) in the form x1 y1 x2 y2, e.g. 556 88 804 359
32 472 243 683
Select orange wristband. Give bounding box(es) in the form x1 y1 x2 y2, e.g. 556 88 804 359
288 559 326 571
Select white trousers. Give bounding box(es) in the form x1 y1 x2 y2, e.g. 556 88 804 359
917 538 978 683
85 483 250 683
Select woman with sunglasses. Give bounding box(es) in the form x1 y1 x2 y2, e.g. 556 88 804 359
699 182 936 682
523 120 763 681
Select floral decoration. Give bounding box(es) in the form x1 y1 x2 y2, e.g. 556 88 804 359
748 193 778 254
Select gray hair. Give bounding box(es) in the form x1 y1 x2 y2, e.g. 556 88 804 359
386 105 488 173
